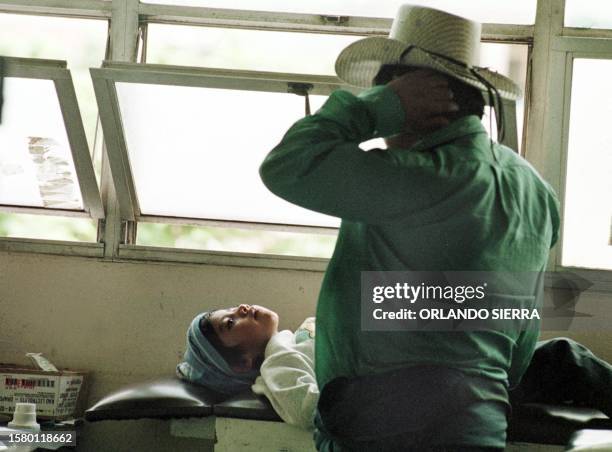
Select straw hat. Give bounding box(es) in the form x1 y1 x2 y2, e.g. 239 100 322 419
335 5 521 102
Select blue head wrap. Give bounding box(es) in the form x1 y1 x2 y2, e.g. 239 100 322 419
177 312 259 396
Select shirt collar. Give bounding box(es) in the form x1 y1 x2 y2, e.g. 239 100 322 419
406 115 488 153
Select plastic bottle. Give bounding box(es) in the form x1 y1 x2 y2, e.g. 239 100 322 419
0 403 40 451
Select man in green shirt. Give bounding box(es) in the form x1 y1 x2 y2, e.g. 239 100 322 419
260 5 559 451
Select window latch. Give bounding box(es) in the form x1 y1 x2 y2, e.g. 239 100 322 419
288 82 314 116
321 15 349 25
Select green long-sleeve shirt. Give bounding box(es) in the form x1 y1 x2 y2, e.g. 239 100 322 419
260 85 560 445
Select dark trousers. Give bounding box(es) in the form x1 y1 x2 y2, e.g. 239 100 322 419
314 338 612 451
314 366 506 451
314 409 505 452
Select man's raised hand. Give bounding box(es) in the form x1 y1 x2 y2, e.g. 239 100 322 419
387 69 459 133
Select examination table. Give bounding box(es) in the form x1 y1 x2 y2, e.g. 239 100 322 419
85 378 612 451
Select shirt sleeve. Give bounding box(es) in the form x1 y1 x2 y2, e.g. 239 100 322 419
251 330 318 430
259 85 462 224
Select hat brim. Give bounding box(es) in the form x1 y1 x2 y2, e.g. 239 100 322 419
335 36 522 103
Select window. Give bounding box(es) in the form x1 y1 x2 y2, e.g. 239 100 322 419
561 58 612 270
92 46 526 255
0 58 103 241
91 62 342 256
94 17 529 257
3 0 609 274
480 43 529 152
0 13 107 242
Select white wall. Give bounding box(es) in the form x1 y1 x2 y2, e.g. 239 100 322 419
0 251 323 451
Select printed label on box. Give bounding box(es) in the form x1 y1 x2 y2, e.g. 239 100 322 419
0 371 84 419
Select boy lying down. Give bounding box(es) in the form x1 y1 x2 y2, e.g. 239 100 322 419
177 304 317 430
177 304 612 431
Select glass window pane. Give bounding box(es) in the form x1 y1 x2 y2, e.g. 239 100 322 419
137 222 337 257
116 82 337 227
562 59 612 270
142 0 536 24
565 0 612 29
0 14 107 155
0 212 97 242
480 43 528 151
146 28 528 88
146 27 527 148
0 77 83 210
146 24 358 74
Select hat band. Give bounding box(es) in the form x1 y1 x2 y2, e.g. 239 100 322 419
400 45 472 71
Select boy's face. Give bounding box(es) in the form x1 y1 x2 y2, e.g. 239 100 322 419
209 304 279 353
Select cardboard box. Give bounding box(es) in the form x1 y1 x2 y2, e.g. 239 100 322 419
0 364 87 420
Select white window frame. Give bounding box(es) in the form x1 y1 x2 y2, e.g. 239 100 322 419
0 56 105 257
90 61 347 229
1 57 104 218
0 0 111 257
